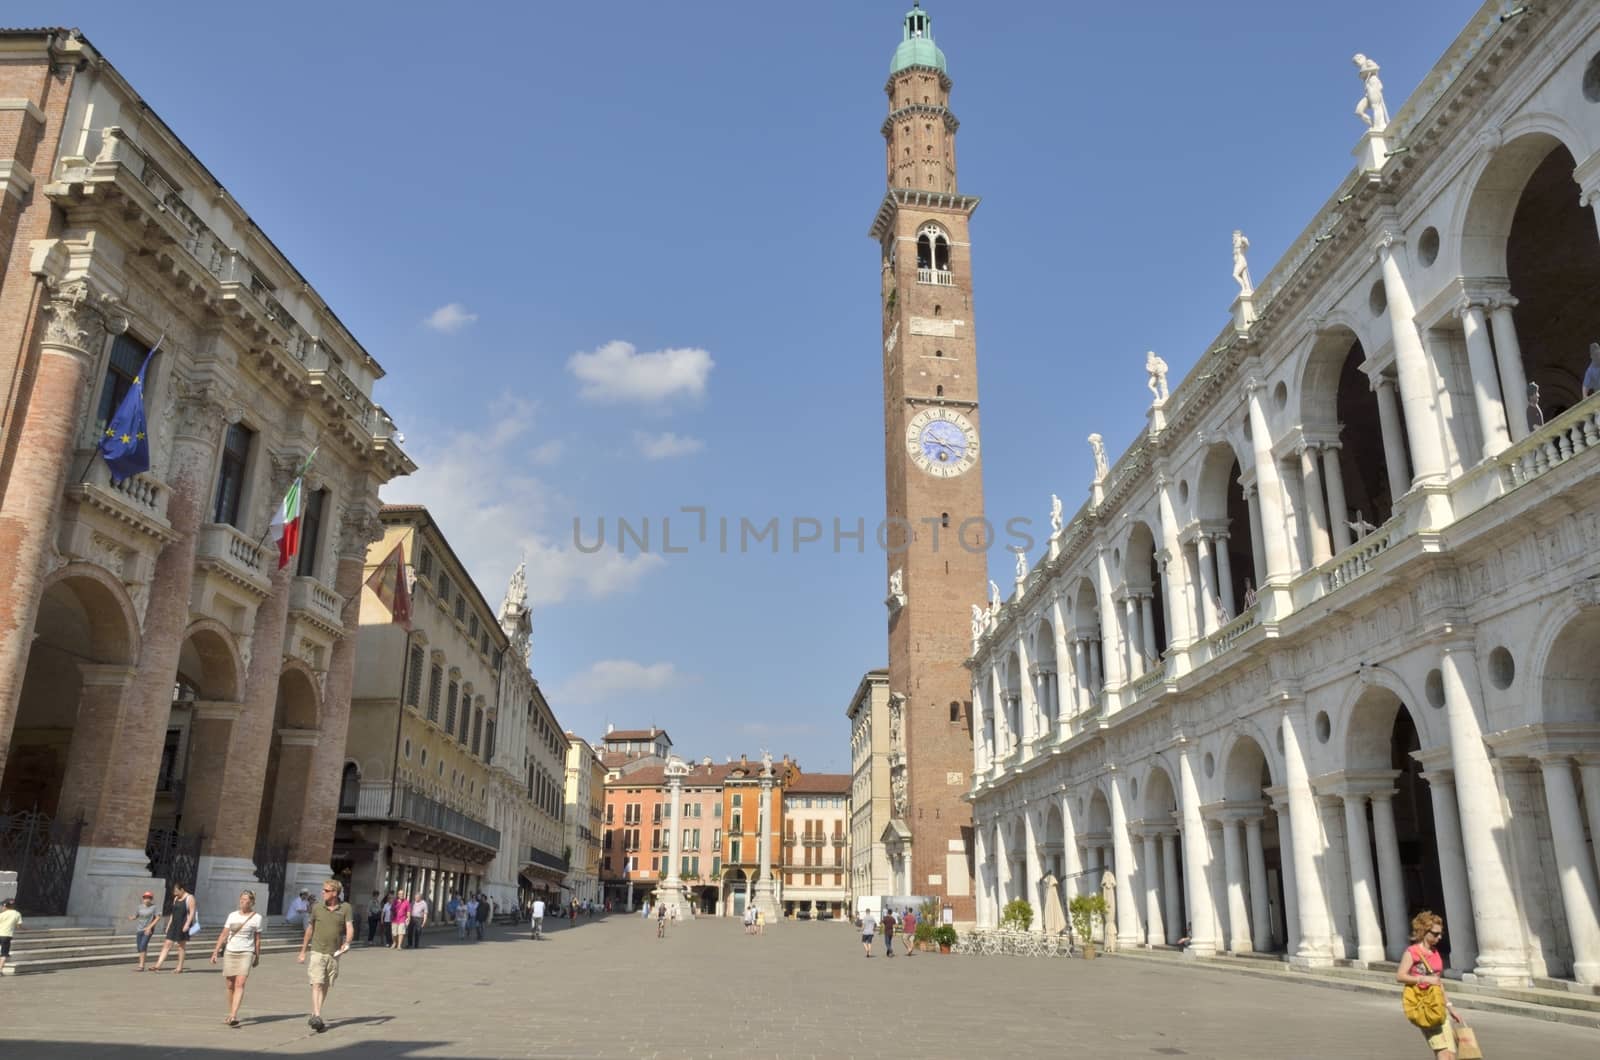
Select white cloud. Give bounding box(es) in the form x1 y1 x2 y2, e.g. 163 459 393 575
635 431 704 460
382 397 661 608
424 302 478 333
567 340 713 405
554 659 684 705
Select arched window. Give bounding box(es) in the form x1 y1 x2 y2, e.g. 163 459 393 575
915 223 951 283
339 762 360 814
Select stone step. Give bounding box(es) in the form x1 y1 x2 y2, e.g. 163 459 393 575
2 934 309 976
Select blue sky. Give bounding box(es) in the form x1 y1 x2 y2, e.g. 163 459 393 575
24 1 1476 773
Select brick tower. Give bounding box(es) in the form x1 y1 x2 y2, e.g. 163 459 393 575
870 2 984 918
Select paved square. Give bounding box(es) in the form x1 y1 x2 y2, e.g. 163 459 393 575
0 917 1592 1058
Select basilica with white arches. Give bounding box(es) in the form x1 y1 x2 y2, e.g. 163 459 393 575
967 1 1600 987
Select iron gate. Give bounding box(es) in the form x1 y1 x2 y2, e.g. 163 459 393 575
145 827 203 914
0 809 84 916
253 837 289 916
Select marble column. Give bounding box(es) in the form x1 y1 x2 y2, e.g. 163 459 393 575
1094 546 1125 692
1375 231 1447 485
974 824 991 927
1579 758 1600 886
1537 757 1600 984
1073 639 1092 713
658 758 690 919
1160 830 1183 945
1142 831 1165 946
1341 793 1386 963
1242 485 1267 588
1246 381 1293 582
1488 299 1531 444
1299 447 1333 566
1110 775 1141 947
1157 475 1193 646
1177 749 1217 956
1418 766 1478 973
1221 817 1252 952
1372 376 1412 500
1139 594 1159 665
753 763 780 920
1245 816 1272 953
1439 641 1528 981
1323 445 1352 552
1087 637 1104 697
1369 791 1409 961
1271 799 1301 956
1195 535 1220 636
1213 534 1236 617
1122 595 1141 678
994 820 1011 906
1281 710 1333 965
1457 299 1512 459
1023 808 1043 929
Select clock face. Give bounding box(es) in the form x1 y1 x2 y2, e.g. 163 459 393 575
905 407 979 477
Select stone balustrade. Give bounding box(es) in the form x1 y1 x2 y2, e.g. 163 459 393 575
1322 516 1402 593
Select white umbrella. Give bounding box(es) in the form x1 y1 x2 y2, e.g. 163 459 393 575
1041 873 1067 936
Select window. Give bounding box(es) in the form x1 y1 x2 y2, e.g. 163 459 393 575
469 614 479 639
480 631 490 655
419 748 427 767
295 488 327 577
459 697 472 743
712 856 721 876
406 646 424 706
212 423 254 527
484 719 495 759
731 839 742 863
445 681 458 733
427 665 443 722
417 548 433 578
94 333 148 440
651 829 661 851
454 595 466 623
606 804 614 824
713 802 722 818
471 709 483 756
713 828 721 848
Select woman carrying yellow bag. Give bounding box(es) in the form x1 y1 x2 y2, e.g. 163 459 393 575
1397 911 1464 1058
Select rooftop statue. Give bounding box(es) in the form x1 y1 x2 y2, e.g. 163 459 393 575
1353 53 1390 132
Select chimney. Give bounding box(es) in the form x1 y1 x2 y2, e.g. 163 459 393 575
740 753 747 767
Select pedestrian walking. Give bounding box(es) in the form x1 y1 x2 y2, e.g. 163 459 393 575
209 889 263 1027
475 892 490 939
859 908 876 957
296 879 354 1034
129 890 160 971
365 891 381 945
464 895 478 939
0 897 19 977
1397 910 1463 1058
446 893 461 938
755 907 765 935
408 894 428 948
743 904 755 935
881 909 896 957
656 902 667 940
390 892 410 950
901 907 917 956
380 893 394 947
151 882 197 973
286 888 311 931
530 897 546 940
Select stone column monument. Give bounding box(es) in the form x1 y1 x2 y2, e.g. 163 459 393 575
752 752 782 922
656 755 692 921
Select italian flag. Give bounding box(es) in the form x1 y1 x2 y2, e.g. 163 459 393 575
271 477 304 570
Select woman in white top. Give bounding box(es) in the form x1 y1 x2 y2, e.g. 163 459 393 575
209 890 264 1027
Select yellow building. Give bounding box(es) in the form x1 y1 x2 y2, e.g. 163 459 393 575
338 506 506 908
563 734 606 904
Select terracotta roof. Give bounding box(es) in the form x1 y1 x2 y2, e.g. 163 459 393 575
604 728 670 742
784 773 851 794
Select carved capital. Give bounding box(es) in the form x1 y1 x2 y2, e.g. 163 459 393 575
1370 228 1403 262
171 377 232 444
41 281 106 355
268 448 315 498
337 505 385 561
1574 578 1600 610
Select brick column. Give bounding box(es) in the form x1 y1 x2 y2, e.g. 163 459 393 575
53 665 135 825
0 285 107 782
67 380 229 920
191 451 302 913
286 506 382 895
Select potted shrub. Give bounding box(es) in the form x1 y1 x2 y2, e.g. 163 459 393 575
917 898 942 951
933 924 958 954
999 898 1033 932
1069 894 1107 959
914 917 936 951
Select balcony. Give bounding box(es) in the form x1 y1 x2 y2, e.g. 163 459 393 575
289 575 344 634
59 452 174 557
916 267 955 286
193 522 272 598
525 845 569 878
339 782 500 852
802 835 826 848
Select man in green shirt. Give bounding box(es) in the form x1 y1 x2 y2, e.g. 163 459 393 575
296 879 353 1032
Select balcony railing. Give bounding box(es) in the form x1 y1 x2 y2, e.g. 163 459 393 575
289 576 344 628
339 782 499 851
1322 516 1402 594
526 846 569 874
916 267 955 286
195 523 269 588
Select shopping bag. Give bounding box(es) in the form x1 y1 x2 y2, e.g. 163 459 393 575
1455 1023 1483 1060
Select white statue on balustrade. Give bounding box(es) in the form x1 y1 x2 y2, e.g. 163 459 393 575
989 580 1002 611
1145 350 1169 404
1232 230 1253 297
1049 493 1063 536
1013 548 1027 583
972 604 985 645
1353 53 1390 132
1088 434 1108 481
1347 509 1377 540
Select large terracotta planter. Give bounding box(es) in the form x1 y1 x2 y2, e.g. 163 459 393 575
938 943 952 954
1082 944 1097 960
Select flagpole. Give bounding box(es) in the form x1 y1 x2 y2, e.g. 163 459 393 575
84 334 164 487
254 446 320 551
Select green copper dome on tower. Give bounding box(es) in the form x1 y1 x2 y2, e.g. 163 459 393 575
890 3 946 76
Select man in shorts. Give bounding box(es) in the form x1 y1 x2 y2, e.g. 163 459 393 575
859 908 876 957
530 897 546 940
296 879 353 1033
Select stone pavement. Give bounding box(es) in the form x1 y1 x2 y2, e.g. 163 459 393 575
0 915 1593 1058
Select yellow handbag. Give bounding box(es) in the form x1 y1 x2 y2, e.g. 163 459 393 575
1402 983 1447 1028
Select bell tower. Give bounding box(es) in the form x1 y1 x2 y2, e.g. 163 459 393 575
871 2 984 917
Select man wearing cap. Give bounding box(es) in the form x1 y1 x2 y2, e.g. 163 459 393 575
129 890 161 971
296 879 353 1033
286 888 311 931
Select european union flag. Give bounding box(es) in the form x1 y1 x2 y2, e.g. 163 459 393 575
97 338 160 482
